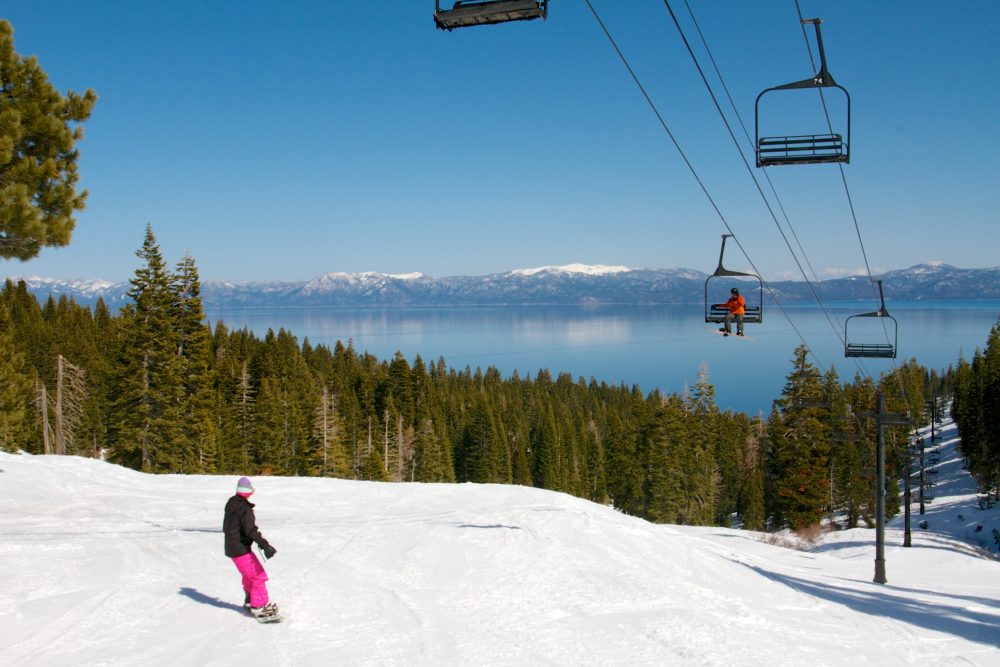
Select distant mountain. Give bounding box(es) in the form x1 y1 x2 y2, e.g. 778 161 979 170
9 262 1000 309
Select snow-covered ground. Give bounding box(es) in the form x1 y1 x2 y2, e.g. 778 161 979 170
1 417 997 666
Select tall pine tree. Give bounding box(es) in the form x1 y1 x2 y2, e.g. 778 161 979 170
109 225 187 471
766 345 831 530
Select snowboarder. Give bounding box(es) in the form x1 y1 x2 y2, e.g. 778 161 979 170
715 287 746 337
223 476 279 620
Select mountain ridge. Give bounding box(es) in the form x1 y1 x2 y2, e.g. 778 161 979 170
9 262 1000 308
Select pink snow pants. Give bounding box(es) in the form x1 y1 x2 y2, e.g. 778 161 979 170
231 551 269 607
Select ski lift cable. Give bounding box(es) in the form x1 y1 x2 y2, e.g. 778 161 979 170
657 0 873 379
676 0 897 385
680 0 862 360
792 1 912 402
584 2 886 448
792 2 889 334
581 0 832 376
678 1 888 384
669 0 904 444
682 0 824 288
663 0 850 344
787 1 910 426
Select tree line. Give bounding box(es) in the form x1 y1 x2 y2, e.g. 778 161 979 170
0 227 955 532
952 320 1000 503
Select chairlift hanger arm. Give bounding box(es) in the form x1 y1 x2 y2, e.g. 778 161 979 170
772 18 837 90
711 234 755 279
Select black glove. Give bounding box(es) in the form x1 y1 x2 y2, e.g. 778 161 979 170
262 543 277 559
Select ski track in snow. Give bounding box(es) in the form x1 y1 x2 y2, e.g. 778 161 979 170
1 417 999 666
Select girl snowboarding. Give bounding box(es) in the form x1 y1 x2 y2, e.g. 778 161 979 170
223 477 279 619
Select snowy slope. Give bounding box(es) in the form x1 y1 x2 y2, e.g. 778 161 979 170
1 418 998 666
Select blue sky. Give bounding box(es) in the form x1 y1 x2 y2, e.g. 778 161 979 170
4 1 998 282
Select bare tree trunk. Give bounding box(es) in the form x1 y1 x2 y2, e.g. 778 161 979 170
321 387 329 475
54 354 64 455
398 415 404 480
384 409 390 477
39 381 51 455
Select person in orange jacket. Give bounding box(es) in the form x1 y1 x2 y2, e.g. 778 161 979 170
716 287 746 337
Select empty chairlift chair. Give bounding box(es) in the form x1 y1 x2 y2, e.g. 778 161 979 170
704 234 763 326
755 18 850 167
844 280 897 359
434 0 548 30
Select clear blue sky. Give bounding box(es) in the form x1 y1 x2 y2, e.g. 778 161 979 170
5 1 998 282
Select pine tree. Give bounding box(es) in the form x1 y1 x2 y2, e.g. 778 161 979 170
0 20 96 260
738 416 766 531
458 394 503 483
531 402 562 491
413 416 451 482
953 320 1000 499
230 359 257 472
109 225 186 471
643 395 689 524
173 254 218 471
682 366 719 525
311 384 349 477
766 345 831 530
253 329 316 475
359 447 389 481
0 302 30 450
604 412 643 515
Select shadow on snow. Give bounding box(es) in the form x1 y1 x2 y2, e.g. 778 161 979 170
178 587 245 614
737 563 1000 648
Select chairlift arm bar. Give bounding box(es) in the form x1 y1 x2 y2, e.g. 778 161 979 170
759 135 843 146
759 145 845 154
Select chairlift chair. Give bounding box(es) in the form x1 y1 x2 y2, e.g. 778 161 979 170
704 234 763 325
755 18 850 167
434 0 547 30
844 280 897 358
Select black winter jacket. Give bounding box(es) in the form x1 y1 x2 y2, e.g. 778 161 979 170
223 494 270 558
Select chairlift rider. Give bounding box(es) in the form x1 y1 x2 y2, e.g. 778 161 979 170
714 288 746 337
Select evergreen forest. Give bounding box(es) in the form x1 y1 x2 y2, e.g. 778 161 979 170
0 226 974 533
951 320 1000 503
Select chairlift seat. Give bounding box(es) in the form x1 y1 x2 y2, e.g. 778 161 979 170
435 0 547 30
845 342 895 358
757 133 847 166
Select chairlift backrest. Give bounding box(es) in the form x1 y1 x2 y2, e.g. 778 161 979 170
755 18 850 167
704 234 763 324
434 0 548 30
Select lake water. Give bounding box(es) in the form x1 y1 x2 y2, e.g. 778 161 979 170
206 302 1000 416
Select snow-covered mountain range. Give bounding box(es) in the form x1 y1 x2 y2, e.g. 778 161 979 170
9 262 1000 308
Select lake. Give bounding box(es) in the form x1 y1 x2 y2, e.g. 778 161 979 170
205 302 1000 416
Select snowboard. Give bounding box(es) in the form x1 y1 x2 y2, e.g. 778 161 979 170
248 607 284 623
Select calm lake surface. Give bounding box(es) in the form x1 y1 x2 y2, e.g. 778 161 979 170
206 302 1000 416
